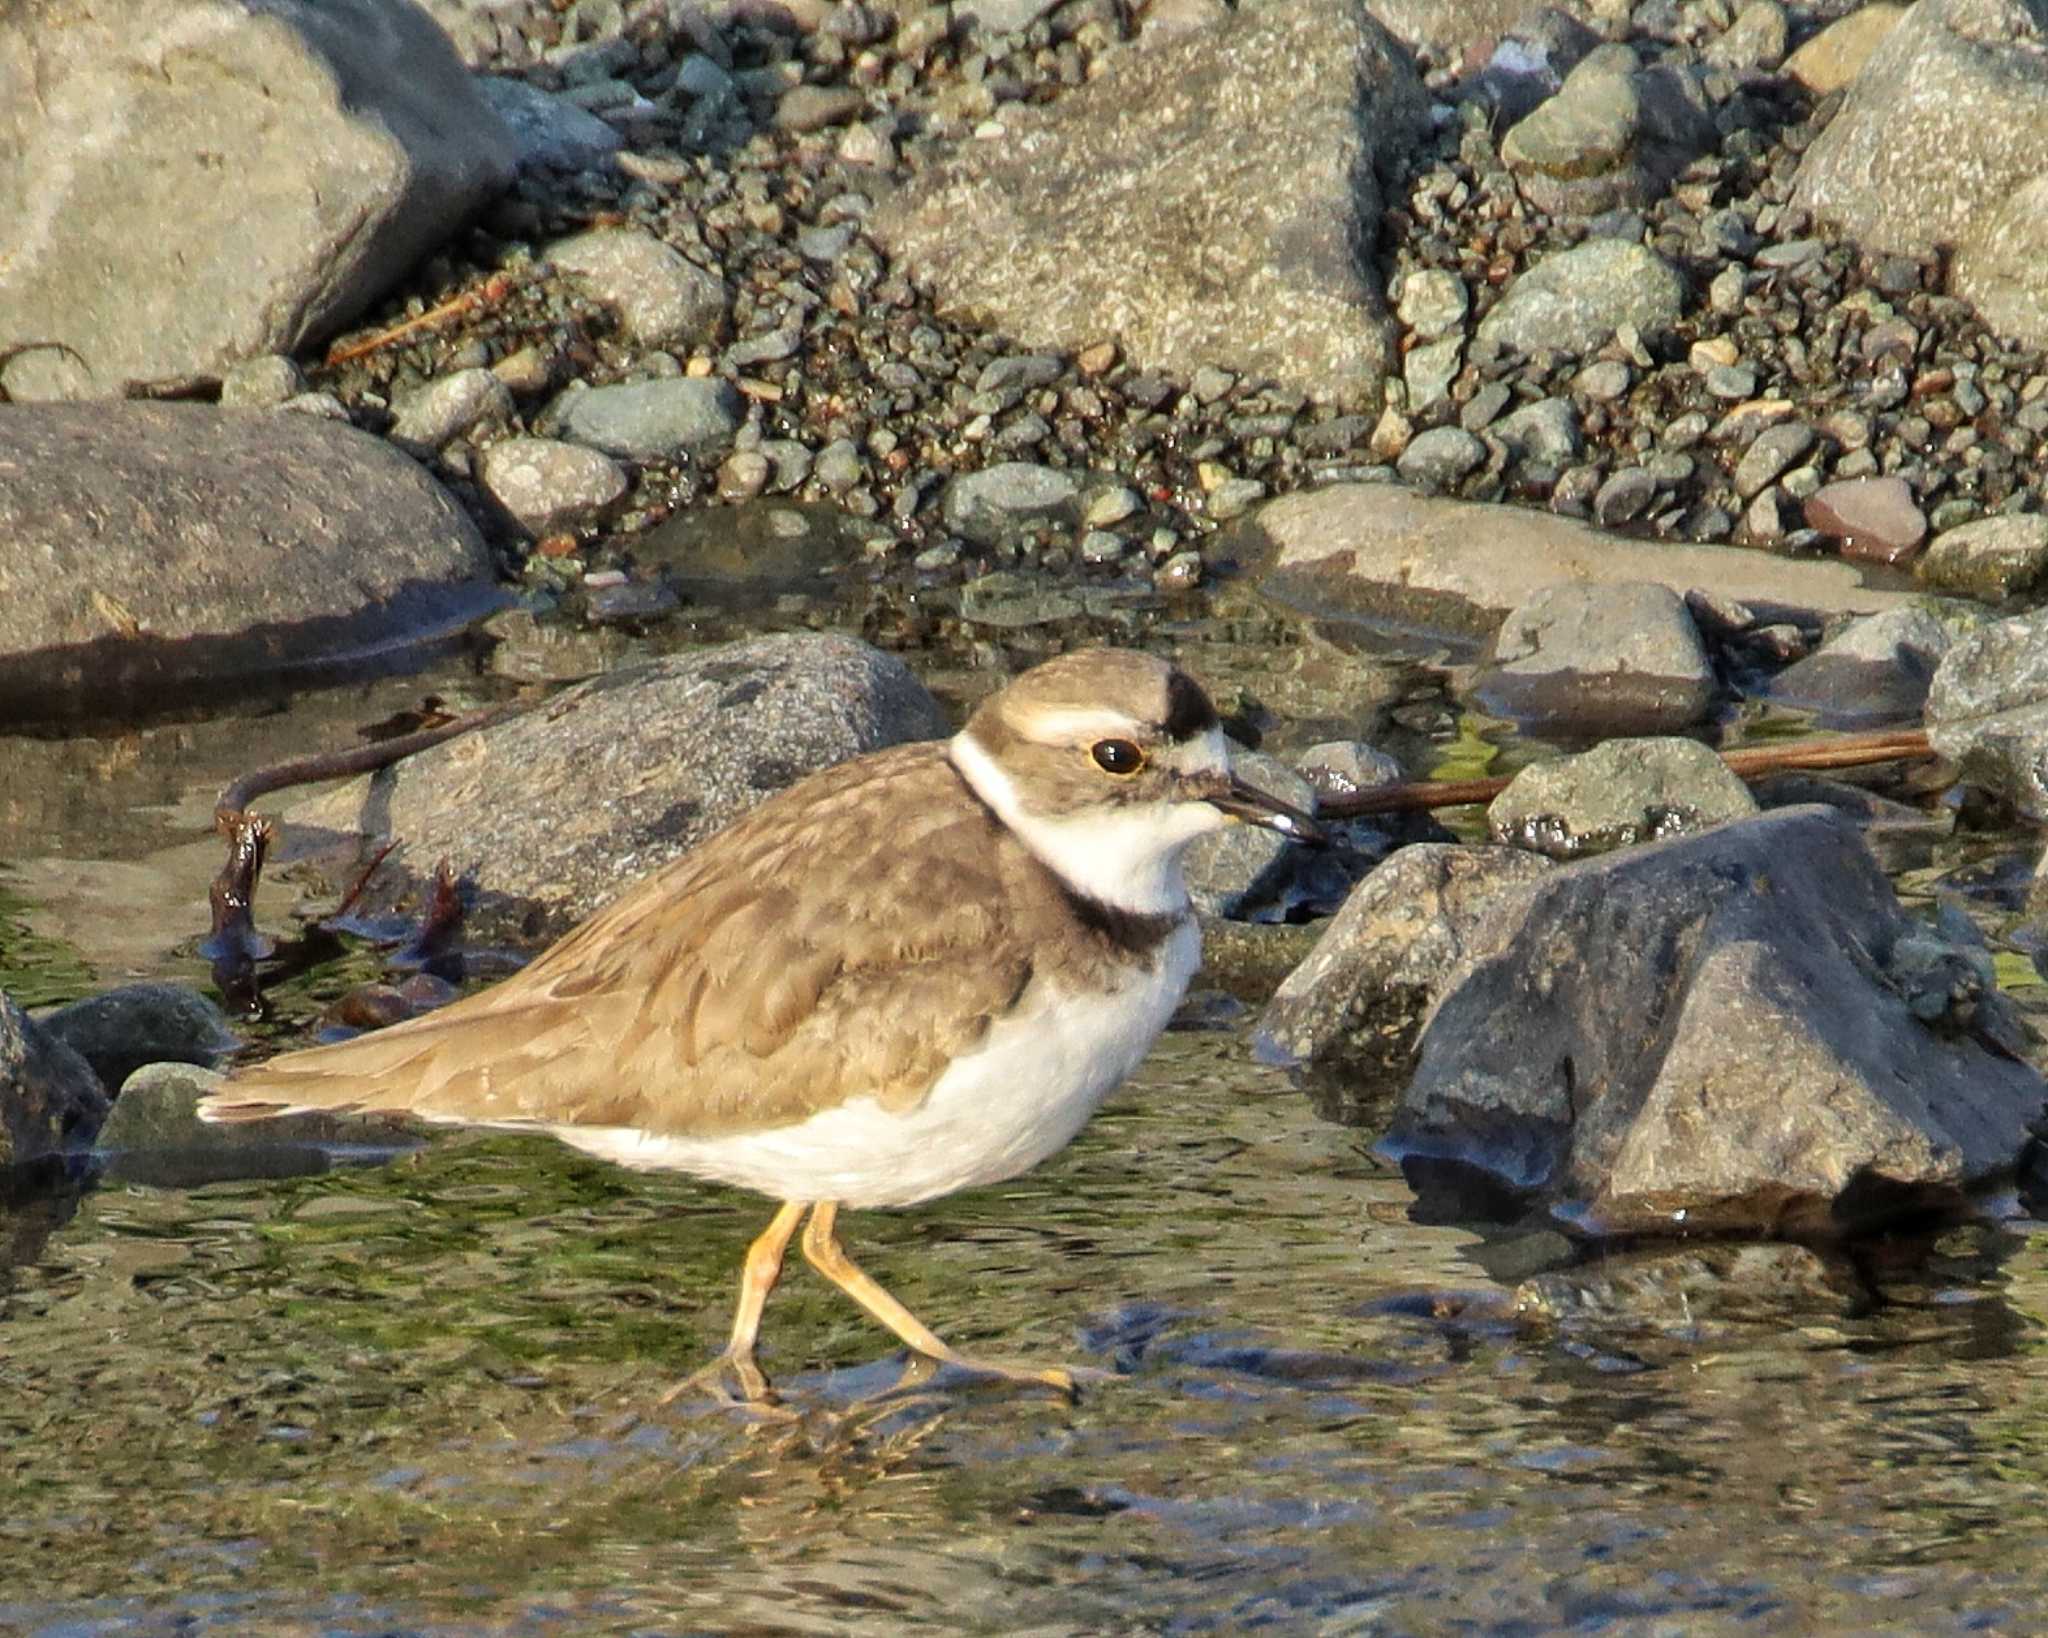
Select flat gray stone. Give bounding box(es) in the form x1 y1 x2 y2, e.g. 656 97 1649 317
476 74 626 171
1766 606 1959 727
871 0 1428 406
1476 239 1686 361
1917 513 2048 604
478 437 630 537
1471 582 1715 736
941 462 1082 545
1 989 108 1169
0 0 515 399
546 227 726 350
546 378 745 461
388 367 515 455
1383 807 2047 1236
282 633 951 944
1396 427 1487 490
0 404 503 723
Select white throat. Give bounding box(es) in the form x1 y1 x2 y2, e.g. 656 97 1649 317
948 729 1227 916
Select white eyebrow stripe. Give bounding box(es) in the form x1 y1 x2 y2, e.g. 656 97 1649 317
1016 708 1150 741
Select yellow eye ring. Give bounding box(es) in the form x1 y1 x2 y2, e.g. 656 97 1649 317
1091 738 1145 775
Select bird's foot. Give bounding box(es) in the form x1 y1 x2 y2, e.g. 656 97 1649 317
657 1346 784 1412
914 1349 1114 1401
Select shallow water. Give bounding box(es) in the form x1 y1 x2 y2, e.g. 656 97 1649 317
9 618 2048 1633
6 1023 2048 1635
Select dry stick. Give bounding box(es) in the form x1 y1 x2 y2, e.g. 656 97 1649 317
1316 726 1937 820
325 271 517 367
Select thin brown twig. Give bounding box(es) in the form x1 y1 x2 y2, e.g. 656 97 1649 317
324 271 518 366
1317 726 1938 819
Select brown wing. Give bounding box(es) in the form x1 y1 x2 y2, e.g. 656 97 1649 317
201 743 1034 1138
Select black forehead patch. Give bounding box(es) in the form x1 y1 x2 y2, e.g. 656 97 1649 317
1162 667 1219 741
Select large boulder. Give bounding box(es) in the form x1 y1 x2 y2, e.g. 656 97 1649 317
870 0 1428 406
0 405 504 723
1379 808 2046 1237
280 633 952 943
0 0 516 399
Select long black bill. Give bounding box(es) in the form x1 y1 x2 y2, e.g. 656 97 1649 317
1209 774 1327 846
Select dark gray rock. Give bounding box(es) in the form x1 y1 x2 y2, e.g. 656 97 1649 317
1765 606 1958 728
282 633 952 944
1381 808 2047 1237
871 0 1429 406
545 378 746 461
1474 239 1686 361
475 75 625 171
1 990 108 1169
941 462 1082 546
1257 844 1556 1119
1488 737 1757 859
0 0 516 399
0 405 504 724
1499 47 1716 221
34 984 238 1096
1926 607 2048 819
1469 582 1715 737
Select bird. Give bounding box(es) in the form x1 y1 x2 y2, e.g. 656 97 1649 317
199 647 1322 1403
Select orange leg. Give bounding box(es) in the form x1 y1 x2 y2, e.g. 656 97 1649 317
661 1200 807 1405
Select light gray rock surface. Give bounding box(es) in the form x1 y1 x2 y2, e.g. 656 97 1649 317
544 378 746 460
0 405 503 722
282 633 952 943
1765 606 1959 727
0 0 516 399
545 227 727 350
870 0 1429 405
1487 738 1758 858
1470 582 1715 736
1382 808 2048 1237
1474 239 1686 360
1926 607 2048 820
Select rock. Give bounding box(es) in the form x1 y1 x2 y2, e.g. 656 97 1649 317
388 367 515 455
1783 3 1907 94
546 227 726 349
1364 0 1525 62
1731 420 1817 501
1296 740 1405 801
775 82 866 131
0 0 515 399
0 404 503 723
1381 807 2048 1237
1803 476 1927 564
1396 269 1469 340
1487 738 1757 858
1494 397 1582 464
1255 844 1556 1117
1515 1242 1863 1330
870 0 1429 405
1705 0 1788 72
1926 607 2048 819
1 990 108 1168
1395 427 1487 490
475 75 626 171
1791 0 2048 280
282 633 951 943
1244 485 1917 638
957 572 1085 627
478 437 630 537
1917 515 2048 604
1500 46 1715 219
545 379 745 461
1765 606 1958 728
941 462 1082 546
1402 336 1464 411
1474 239 1686 361
630 499 886 590
219 356 308 408
94 1063 415 1188
1469 582 1715 737
33 984 238 1096
1185 751 1322 921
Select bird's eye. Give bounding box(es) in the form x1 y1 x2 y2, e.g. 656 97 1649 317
1091 738 1145 775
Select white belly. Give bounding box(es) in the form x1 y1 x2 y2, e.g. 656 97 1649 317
549 919 1201 1208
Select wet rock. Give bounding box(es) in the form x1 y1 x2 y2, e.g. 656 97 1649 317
0 0 515 399
1764 606 1959 729
1256 844 1556 1110
388 367 515 456
871 0 1428 405
1 990 108 1169
631 500 886 590
545 227 726 350
1246 485 1916 636
1474 239 1686 361
957 572 1085 628
34 984 238 1096
1515 1243 1862 1330
1297 740 1404 801
543 378 745 461
1791 0 2048 278
1783 3 1906 94
478 437 630 537
283 633 951 944
1926 608 2048 821
1382 807 2048 1238
1487 738 1757 858
1916 515 2048 606
1185 751 1321 921
475 75 626 172
95 1063 415 1188
941 462 1082 546
0 404 502 724
1470 582 1714 738
1803 476 1927 565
